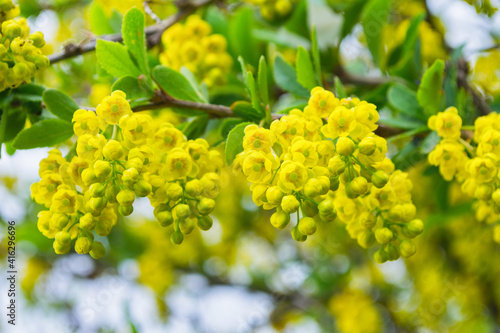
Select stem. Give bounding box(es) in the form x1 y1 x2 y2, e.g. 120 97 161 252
461 125 475 131
386 126 428 143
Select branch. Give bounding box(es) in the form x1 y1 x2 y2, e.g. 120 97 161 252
133 98 234 118
48 0 216 64
456 58 491 116
143 0 162 24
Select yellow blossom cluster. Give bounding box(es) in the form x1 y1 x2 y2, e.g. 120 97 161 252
428 108 500 242
0 0 19 23
159 15 232 88
31 90 224 257
245 0 297 21
472 50 500 97
0 17 49 91
235 87 423 263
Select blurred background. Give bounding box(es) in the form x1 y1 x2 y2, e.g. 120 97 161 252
2 0 500 332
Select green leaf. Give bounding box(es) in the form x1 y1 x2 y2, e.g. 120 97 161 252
229 8 258 66
296 47 317 90
231 101 264 122
247 71 262 112
225 121 252 165
273 55 310 98
180 67 208 103
333 76 346 99
361 0 392 66
13 83 45 102
96 39 142 78
341 0 367 38
152 65 205 103
310 26 322 84
112 76 152 101
417 59 445 116
285 0 309 38
258 56 269 106
378 115 425 130
13 119 74 149
88 1 115 35
122 8 149 76
2 107 26 142
43 89 79 122
183 115 209 140
387 84 423 119
220 118 243 139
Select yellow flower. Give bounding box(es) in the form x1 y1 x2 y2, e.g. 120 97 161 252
76 134 107 161
278 160 308 192
321 106 357 139
353 101 379 138
428 107 462 139
50 185 79 214
304 87 339 118
119 113 153 145
243 124 276 153
242 150 277 183
72 109 101 136
154 123 186 152
465 156 497 183
472 50 500 97
183 138 210 166
95 90 132 125
163 148 196 180
428 139 468 181
290 137 318 167
38 149 66 177
270 114 305 150
315 140 336 167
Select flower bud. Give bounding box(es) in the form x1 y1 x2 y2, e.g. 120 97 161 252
80 213 96 230
371 170 389 188
291 226 307 242
116 189 135 206
13 62 28 78
406 219 424 238
90 196 107 211
81 168 98 186
373 249 388 264
346 177 368 199
55 230 71 245
197 197 215 215
318 199 336 222
360 212 376 229
357 230 375 248
266 186 284 206
270 210 290 229
328 156 346 176
475 184 493 200
386 243 400 261
375 227 393 244
335 137 355 156
399 240 416 258
166 182 183 201
304 178 322 198
493 189 500 206
133 179 152 197
171 230 184 245
103 140 124 160
185 179 203 197
90 241 106 259
298 217 317 235
179 216 196 234
154 205 173 227
197 216 213 231
302 199 318 217
105 184 120 203
94 220 112 236
174 204 191 220
28 31 45 48
89 183 106 197
316 176 330 195
53 240 70 255
358 137 376 155
122 168 139 186
118 205 133 216
281 195 300 214
329 176 340 191
52 213 69 230
75 237 92 254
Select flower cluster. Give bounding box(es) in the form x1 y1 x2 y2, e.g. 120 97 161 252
0 0 19 23
0 17 49 92
159 15 232 88
235 87 422 263
428 108 500 242
245 0 297 21
31 91 224 257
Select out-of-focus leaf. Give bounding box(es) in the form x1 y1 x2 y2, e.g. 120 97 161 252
387 84 423 119
112 76 152 100
229 8 258 66
220 118 244 139
89 1 115 35
231 101 264 122
333 76 346 99
361 0 392 66
341 0 367 38
2 107 26 142
258 56 269 106
296 47 317 90
417 59 445 116
183 115 209 140
285 0 309 38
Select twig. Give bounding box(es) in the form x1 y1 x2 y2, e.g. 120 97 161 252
133 98 233 118
143 1 162 24
48 0 216 64
456 58 491 116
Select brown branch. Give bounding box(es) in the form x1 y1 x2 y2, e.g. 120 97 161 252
456 58 491 116
133 98 234 118
48 0 216 64
143 0 162 24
